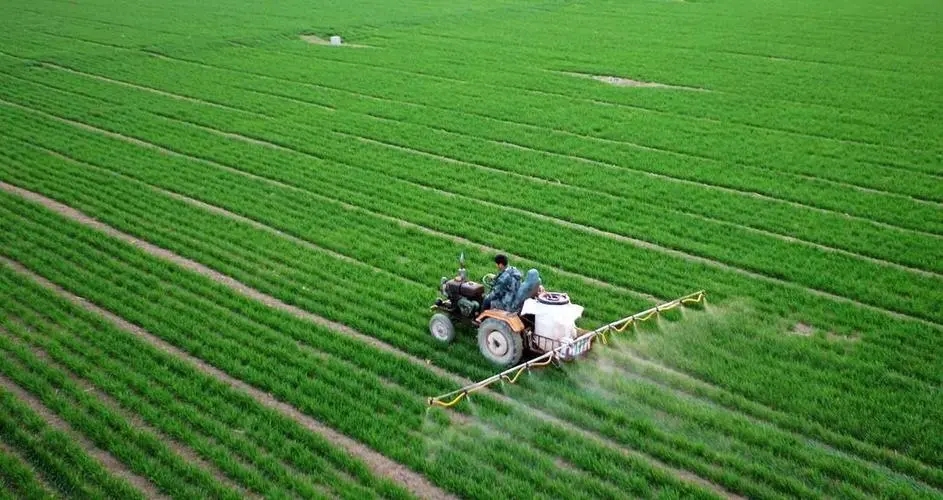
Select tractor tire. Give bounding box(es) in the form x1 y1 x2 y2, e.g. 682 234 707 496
477 318 524 367
429 313 456 343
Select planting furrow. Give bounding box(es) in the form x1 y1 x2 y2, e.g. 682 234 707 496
0 387 142 500
0 266 413 500
0 101 658 315
0 180 415 341
338 129 942 280
0 150 900 498
266 41 941 165
0 129 936 496
256 43 900 150
0 439 56 499
16 40 937 212
7 94 943 366
7 47 939 244
8 335 256 499
9 53 940 245
4 85 938 329
137 108 943 327
0 188 720 500
0 257 451 500
0 376 164 499
159 43 942 187
0 157 760 497
0 183 737 499
43 62 271 118
7 94 943 364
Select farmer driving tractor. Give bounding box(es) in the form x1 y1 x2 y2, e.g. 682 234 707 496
482 254 522 311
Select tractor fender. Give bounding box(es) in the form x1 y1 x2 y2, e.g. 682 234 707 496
474 310 525 333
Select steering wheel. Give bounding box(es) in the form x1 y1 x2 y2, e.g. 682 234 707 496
482 273 496 290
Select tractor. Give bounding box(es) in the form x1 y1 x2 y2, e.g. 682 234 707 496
429 255 591 367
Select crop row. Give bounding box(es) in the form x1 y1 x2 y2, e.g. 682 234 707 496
1 74 941 334
2 35 940 232
17 35 943 216
0 189 713 499
0 386 139 499
7 10 942 164
1 122 940 494
2 92 941 461
5 58 943 308
1 151 927 499
123 35 943 181
271 37 943 175
0 315 233 497
0 265 414 499
3 29 940 468
5 57 942 281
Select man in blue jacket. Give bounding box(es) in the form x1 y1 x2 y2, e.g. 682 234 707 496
483 254 522 311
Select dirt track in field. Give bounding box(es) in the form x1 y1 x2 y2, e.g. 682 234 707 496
0 183 455 500
1 181 745 499
0 373 168 499
10 338 254 498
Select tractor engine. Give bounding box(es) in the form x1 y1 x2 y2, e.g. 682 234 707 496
440 278 484 317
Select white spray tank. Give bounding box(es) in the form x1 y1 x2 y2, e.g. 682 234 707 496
521 293 584 341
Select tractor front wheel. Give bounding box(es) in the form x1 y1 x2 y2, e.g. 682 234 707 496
477 318 523 367
429 313 456 343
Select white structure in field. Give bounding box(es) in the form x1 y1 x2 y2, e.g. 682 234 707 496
330 35 342 45
522 298 584 341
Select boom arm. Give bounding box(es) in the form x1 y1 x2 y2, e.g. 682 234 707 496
427 290 706 408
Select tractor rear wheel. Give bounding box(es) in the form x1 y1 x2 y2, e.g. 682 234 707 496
429 313 456 343
477 318 523 367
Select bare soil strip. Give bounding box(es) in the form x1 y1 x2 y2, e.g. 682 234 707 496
0 374 167 499
11 336 253 498
30 50 939 228
1 183 740 499
557 70 709 91
338 129 942 280
39 62 268 118
0 257 454 500
299 34 371 48
0 95 657 303
191 121 939 328
0 439 58 497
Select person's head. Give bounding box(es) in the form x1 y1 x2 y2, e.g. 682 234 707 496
494 254 508 270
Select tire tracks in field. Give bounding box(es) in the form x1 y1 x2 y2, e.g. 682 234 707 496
135 51 943 217
265 42 941 159
0 182 746 500
5 50 940 240
10 64 943 278
0 329 256 499
16 38 936 212
0 250 455 500
0 438 58 497
4 93 939 330
154 111 943 329
0 373 167 499
0 96 661 305
337 127 943 280
14 13 943 185
3 175 936 497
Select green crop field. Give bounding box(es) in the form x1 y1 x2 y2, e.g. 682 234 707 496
0 0 941 497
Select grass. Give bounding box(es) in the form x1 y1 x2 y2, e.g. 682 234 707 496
0 0 941 497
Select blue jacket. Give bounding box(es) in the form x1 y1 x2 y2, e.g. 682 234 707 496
486 266 522 311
